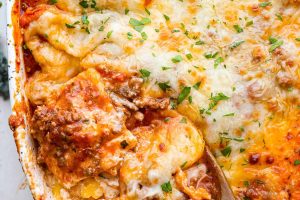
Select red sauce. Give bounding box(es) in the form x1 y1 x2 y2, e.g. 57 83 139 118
97 68 129 83
23 47 41 77
21 0 48 13
144 0 152 7
20 5 49 28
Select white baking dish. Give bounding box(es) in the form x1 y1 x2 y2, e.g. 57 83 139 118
7 0 53 199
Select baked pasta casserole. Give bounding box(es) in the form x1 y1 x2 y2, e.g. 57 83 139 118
8 0 300 199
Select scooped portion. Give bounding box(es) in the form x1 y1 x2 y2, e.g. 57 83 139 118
31 69 137 187
29 68 217 199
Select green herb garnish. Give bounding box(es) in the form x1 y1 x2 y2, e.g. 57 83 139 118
161 181 172 193
178 87 191 104
221 146 232 157
139 69 151 78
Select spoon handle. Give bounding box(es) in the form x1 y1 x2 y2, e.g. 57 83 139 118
205 146 235 200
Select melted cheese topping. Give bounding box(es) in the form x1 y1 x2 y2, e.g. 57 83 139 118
20 0 300 199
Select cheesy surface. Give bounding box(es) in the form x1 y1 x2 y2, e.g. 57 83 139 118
17 0 300 199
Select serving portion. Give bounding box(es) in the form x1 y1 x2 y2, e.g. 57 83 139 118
9 0 300 199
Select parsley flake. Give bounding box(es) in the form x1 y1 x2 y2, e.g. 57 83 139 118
259 2 272 7
178 87 191 104
221 146 232 157
193 82 201 90
214 57 224 68
230 40 245 50
171 55 183 63
127 32 133 40
49 0 57 4
233 24 243 33
161 181 172 193
158 82 171 92
163 14 170 21
107 30 113 38
79 0 89 8
129 18 151 32
269 40 283 52
139 69 151 78
294 160 300 166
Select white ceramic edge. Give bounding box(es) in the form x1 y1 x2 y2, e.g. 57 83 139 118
6 1 54 199
7 0 17 104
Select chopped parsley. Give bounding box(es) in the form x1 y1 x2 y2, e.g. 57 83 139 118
98 17 110 32
78 0 97 9
98 26 104 31
223 112 235 117
193 82 201 90
233 24 243 33
180 161 187 168
220 134 244 142
145 8 151 15
275 13 283 21
230 40 245 49
243 180 250 187
163 14 170 21
127 32 133 40
180 117 187 123
221 146 232 157
269 40 283 52
139 69 151 78
84 27 90 34
161 181 172 193
65 23 75 28
129 17 151 32
162 66 172 70
158 82 171 92
79 0 89 8
208 93 229 110
195 40 205 45
106 30 113 38
81 15 89 25
246 20 253 27
294 160 300 166
186 53 193 60
204 52 218 59
49 0 57 5
125 8 129 15
259 2 272 7
214 57 224 68
188 96 193 103
141 32 148 40
177 87 191 104
171 55 183 63
269 37 278 44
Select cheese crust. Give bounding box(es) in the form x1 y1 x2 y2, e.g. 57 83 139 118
11 0 300 199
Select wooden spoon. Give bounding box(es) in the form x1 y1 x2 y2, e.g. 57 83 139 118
205 146 235 200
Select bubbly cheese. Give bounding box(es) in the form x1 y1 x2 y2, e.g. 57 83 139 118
21 0 300 199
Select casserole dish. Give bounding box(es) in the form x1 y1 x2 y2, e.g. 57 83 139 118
7 1 55 199
7 0 300 199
